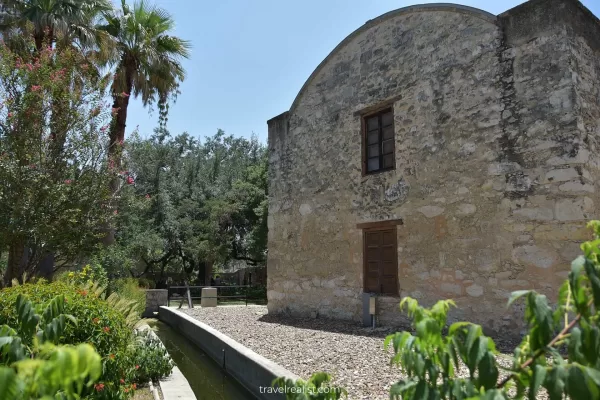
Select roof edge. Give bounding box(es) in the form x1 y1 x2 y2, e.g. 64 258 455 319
284 3 497 117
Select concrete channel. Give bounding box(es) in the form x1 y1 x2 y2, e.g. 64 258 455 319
159 306 300 400
137 323 196 400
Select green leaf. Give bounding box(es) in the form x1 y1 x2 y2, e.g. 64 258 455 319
583 366 600 388
507 290 530 307
477 351 498 390
544 365 567 400
569 327 585 364
414 380 429 400
529 364 546 400
0 367 22 400
570 257 590 315
584 257 600 309
525 292 554 351
390 379 417 399
566 364 596 400
479 389 508 400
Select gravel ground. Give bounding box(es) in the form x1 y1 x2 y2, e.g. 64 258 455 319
183 306 524 400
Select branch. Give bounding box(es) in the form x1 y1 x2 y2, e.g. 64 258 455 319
497 299 593 388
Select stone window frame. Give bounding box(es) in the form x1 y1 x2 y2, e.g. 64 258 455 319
361 108 395 175
359 219 401 296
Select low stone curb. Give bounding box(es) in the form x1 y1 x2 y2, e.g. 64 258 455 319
137 323 196 400
159 306 300 400
148 380 160 400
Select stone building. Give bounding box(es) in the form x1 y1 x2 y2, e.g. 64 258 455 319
266 0 600 333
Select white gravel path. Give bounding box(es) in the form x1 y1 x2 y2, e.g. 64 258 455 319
183 306 526 400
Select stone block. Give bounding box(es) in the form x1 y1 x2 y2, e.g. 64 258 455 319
201 287 218 308
142 289 168 317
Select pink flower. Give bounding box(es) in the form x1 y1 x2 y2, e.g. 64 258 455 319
7 112 12 118
64 179 71 184
126 176 134 185
121 92 129 97
100 125 108 132
26 63 33 71
113 210 118 215
31 85 41 92
118 139 124 146
145 194 150 199
111 107 120 116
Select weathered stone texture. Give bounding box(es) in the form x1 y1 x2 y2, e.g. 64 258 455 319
267 0 600 335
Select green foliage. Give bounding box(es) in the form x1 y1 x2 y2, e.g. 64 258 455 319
273 372 347 399
130 330 174 383
114 129 268 281
0 294 102 399
101 0 191 130
108 278 146 317
0 36 115 284
0 282 131 358
57 263 109 289
0 281 172 399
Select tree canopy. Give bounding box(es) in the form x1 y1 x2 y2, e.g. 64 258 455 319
104 129 268 283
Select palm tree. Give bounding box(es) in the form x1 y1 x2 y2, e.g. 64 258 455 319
101 0 190 163
0 0 113 50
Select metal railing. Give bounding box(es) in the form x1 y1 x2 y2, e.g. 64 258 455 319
167 284 252 308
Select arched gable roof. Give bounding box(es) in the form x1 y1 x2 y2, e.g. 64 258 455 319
289 3 497 115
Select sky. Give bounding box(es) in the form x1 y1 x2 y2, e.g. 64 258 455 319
126 0 600 143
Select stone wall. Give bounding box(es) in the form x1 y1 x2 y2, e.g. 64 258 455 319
267 0 600 334
143 289 168 317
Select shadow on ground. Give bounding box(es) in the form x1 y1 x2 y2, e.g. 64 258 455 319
257 313 409 339
256 313 520 352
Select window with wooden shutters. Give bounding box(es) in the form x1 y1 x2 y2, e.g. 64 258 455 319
364 109 395 174
363 227 398 295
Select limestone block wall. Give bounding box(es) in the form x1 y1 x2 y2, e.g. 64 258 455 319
267 0 600 334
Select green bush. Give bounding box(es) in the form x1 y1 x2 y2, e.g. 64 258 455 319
0 294 102 399
0 282 131 358
0 282 136 398
130 330 174 383
56 263 109 290
137 277 156 289
108 278 146 316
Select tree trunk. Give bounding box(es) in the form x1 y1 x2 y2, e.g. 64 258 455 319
103 71 133 246
4 238 26 287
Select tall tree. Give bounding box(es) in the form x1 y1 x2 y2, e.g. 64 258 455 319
0 41 115 286
0 0 112 51
101 0 190 162
110 130 268 283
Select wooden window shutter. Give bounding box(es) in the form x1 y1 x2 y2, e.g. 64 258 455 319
362 226 398 295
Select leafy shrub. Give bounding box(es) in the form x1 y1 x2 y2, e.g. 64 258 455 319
0 282 136 398
137 277 156 289
130 330 174 383
0 294 102 399
0 282 131 358
277 220 600 399
108 278 146 316
57 262 109 289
